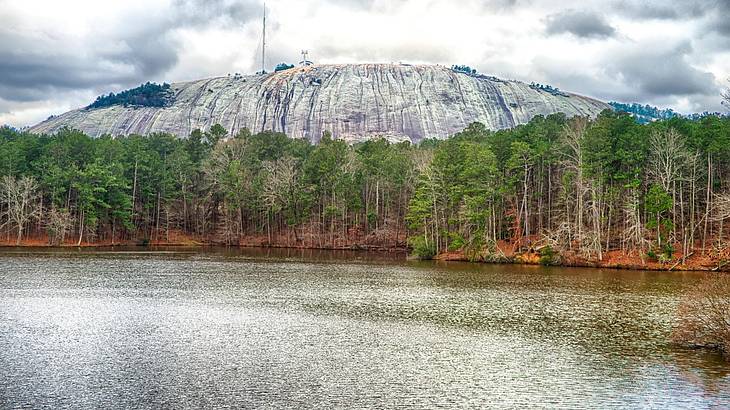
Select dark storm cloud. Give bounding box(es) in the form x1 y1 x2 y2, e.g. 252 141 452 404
0 29 179 103
0 0 260 104
544 10 616 39
611 43 717 98
534 40 720 112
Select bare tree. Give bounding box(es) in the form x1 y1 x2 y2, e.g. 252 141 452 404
622 186 648 261
262 156 298 213
563 117 588 236
46 207 73 246
648 128 687 193
0 176 40 245
559 117 603 258
711 193 730 253
648 128 690 245
673 274 730 361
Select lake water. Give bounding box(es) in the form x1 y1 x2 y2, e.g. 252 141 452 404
1 247 728 408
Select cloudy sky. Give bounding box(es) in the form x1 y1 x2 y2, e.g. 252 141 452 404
1 0 729 127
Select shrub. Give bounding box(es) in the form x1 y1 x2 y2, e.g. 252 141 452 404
275 63 295 72
447 232 465 252
451 65 477 75
539 245 560 266
409 236 436 260
672 274 730 361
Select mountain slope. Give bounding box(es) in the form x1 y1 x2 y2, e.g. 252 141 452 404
30 64 610 142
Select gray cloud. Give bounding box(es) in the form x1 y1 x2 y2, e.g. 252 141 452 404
533 40 722 113
316 42 454 65
0 0 261 105
174 0 260 26
610 43 717 97
1 0 728 126
0 30 179 103
544 10 616 39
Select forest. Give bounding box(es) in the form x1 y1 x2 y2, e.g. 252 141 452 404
1 111 729 269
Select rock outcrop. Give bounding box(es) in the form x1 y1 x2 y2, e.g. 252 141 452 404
30 64 610 143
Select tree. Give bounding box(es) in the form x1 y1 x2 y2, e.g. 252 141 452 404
204 137 255 243
207 124 228 146
560 117 588 249
646 184 673 257
275 63 295 72
648 128 687 193
72 159 131 245
507 140 534 241
673 274 730 361
262 156 304 242
46 207 72 246
0 175 40 244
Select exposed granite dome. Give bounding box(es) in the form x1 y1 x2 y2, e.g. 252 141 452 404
30 64 610 143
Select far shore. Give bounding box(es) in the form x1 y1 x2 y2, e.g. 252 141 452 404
2 236 727 273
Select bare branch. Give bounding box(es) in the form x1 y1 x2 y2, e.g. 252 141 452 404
0 176 40 245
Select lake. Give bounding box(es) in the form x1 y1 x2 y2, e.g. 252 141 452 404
1 247 728 408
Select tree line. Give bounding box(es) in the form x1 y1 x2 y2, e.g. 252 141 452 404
1 111 729 266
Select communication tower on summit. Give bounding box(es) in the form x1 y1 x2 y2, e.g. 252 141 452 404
260 2 266 74
300 50 313 66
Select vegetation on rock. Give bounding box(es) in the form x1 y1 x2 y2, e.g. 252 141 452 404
275 63 295 72
87 82 173 109
451 65 477 75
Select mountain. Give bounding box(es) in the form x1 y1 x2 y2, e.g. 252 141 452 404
30 64 610 143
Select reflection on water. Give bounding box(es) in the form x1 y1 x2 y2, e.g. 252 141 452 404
0 247 728 408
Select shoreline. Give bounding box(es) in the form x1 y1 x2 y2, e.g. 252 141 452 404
1 237 727 273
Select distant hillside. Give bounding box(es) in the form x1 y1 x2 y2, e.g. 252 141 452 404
609 102 726 124
608 102 678 124
30 64 609 143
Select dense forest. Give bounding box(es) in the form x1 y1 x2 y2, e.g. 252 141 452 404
1 111 729 268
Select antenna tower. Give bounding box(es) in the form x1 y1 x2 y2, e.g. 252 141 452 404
261 2 266 73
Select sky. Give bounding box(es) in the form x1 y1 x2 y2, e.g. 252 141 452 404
1 0 729 128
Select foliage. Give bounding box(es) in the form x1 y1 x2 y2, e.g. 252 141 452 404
539 246 560 266
451 65 477 75
645 183 673 248
609 102 677 124
275 63 295 72
87 82 173 109
409 235 436 259
1 112 729 260
529 82 567 97
610 101 728 124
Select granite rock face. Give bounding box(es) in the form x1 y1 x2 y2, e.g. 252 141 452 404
30 64 610 143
